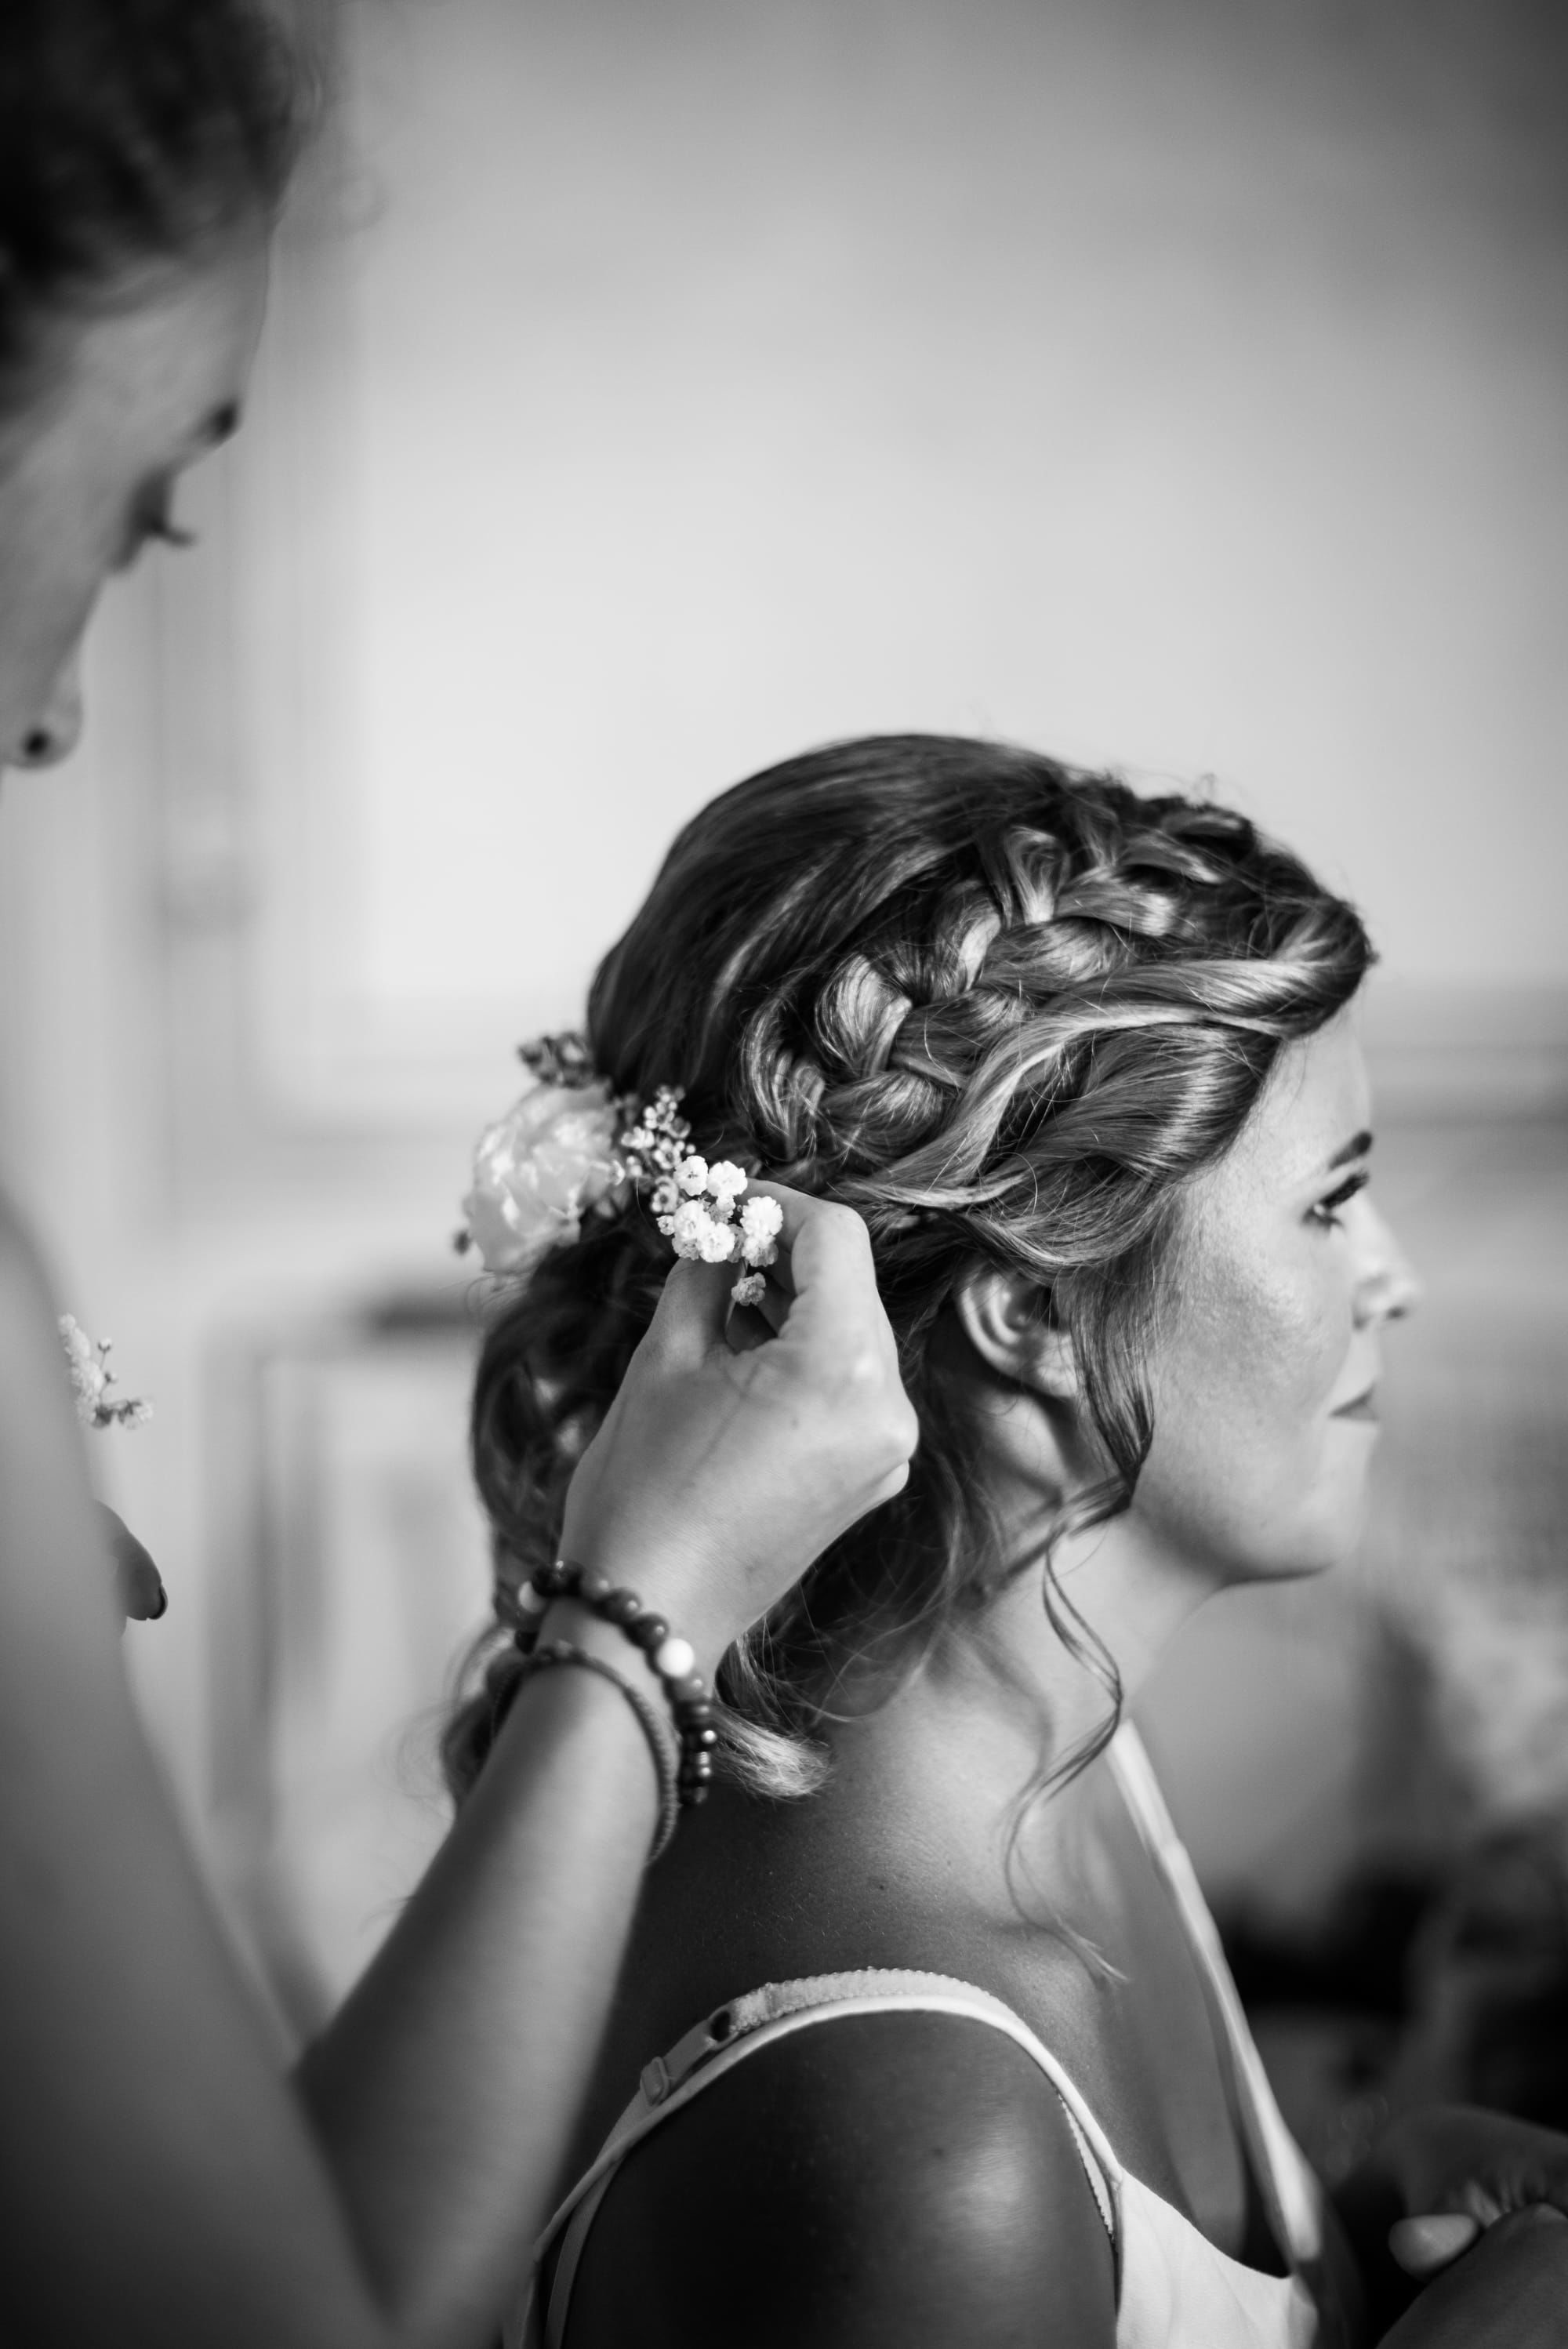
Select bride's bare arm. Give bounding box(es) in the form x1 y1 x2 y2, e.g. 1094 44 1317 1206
293 1190 916 2347
561 2010 1119 2348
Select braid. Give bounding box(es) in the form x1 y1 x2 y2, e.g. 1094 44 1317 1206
448 736 1372 1805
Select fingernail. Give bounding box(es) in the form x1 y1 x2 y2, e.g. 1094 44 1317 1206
1389 2213 1482 2275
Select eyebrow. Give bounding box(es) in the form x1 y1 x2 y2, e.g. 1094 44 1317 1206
1323 1128 1374 1174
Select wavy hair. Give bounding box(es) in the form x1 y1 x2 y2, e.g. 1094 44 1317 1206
445 736 1372 1804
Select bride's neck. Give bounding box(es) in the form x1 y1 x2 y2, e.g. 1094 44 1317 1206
816 1507 1216 1897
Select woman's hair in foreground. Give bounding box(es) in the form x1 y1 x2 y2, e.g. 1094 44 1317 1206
0 0 309 409
445 736 1372 1805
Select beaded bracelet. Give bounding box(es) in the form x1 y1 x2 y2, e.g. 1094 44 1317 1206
516 1639 681 1861
516 1559 718 1811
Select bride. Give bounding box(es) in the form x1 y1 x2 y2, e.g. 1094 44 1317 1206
451 734 1568 2347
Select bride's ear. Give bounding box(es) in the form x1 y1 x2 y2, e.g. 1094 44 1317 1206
954 1265 1081 1399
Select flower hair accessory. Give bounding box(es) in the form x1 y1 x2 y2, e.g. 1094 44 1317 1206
659 1159 782 1309
600 1080 782 1305
456 1033 626 1276
458 1032 784 1305
59 1316 153 1430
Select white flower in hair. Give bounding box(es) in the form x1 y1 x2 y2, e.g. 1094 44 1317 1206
656 1149 782 1302
459 1076 625 1276
706 1160 749 1212
699 1219 742 1265
668 1198 712 1254
739 1193 783 1265
463 1044 784 1309
669 1196 740 1264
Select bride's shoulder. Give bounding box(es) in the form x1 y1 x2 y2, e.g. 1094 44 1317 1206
569 2006 1118 2348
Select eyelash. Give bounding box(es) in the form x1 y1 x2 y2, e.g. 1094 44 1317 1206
1308 1171 1370 1230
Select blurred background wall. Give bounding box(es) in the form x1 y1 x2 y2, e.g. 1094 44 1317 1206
1 0 1564 2037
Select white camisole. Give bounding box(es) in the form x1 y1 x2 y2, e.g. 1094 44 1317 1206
516 1723 1328 2347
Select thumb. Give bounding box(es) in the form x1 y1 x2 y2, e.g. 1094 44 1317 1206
1389 2214 1482 2277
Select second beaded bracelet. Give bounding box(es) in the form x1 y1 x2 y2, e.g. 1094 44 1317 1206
516 1639 681 1861
516 1558 718 1808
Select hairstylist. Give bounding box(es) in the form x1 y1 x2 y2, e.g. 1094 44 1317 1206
0 7 915 2347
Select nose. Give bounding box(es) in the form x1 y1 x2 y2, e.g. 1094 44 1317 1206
1354 1199 1421 1326
7 648 84 770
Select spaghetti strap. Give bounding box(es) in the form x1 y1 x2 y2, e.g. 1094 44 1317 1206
1109 1724 1323 2268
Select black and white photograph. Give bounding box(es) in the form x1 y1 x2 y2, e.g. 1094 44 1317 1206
2 2 1566 2342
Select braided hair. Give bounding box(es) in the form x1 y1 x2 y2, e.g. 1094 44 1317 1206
445 735 1373 1802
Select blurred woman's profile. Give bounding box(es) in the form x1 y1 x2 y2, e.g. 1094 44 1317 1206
0 6 913 2342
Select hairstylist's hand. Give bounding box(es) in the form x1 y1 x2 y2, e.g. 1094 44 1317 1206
560 1184 915 1669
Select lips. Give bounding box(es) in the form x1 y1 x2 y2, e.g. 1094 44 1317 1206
1330 1385 1378 1422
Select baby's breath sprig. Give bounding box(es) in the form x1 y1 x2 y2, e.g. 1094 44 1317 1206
59 1316 153 1432
661 1157 782 1306
615 1085 692 1208
614 1090 782 1305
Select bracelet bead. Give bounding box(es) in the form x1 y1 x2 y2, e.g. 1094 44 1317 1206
653 1635 696 1681
519 1560 719 1825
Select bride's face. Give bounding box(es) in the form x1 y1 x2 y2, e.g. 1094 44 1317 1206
1128 1007 1417 1584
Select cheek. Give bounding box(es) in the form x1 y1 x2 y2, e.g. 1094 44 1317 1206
1135 1236 1358 1567
1193 1240 1350 1421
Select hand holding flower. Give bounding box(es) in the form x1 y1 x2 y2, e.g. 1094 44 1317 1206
559 1182 916 1673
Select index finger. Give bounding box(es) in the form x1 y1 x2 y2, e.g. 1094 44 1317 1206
742 1180 874 1303
745 1182 891 1351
